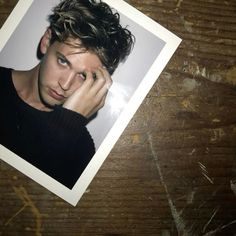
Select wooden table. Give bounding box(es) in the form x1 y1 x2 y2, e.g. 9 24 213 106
1 0 236 235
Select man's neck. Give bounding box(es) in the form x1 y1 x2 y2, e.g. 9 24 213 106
12 65 50 111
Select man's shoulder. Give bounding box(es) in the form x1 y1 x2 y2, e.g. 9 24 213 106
0 66 11 71
0 66 11 78
0 67 13 91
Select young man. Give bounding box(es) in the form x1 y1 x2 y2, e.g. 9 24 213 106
0 0 134 189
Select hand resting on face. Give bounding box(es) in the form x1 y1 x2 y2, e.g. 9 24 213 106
63 67 112 118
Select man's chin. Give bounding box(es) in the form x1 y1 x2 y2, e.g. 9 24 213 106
40 97 63 110
38 88 64 110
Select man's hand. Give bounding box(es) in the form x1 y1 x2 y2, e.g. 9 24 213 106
62 67 112 118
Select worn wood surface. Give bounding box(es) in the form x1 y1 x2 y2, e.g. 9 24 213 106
1 0 236 235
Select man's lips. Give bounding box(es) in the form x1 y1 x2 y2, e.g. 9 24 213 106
48 89 66 101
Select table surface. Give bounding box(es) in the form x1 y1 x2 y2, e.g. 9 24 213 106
0 0 236 235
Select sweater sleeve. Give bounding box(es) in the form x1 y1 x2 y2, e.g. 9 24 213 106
52 105 88 130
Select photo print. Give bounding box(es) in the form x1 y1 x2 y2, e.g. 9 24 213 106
0 0 181 206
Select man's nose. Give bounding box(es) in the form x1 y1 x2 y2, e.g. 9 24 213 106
58 72 74 91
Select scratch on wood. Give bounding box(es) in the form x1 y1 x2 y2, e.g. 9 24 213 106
202 228 221 236
198 162 214 184
183 19 194 33
230 180 236 195
202 172 214 185
188 148 196 156
148 133 193 235
187 190 196 204
198 162 207 171
225 66 236 86
203 219 236 236
176 0 183 7
5 186 42 236
221 220 236 230
202 206 220 233
4 205 27 226
210 128 226 143
175 0 183 11
161 229 171 236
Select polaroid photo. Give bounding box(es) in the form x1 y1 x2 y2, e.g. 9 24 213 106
0 0 181 206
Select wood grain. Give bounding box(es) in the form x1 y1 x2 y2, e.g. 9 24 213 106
1 0 236 235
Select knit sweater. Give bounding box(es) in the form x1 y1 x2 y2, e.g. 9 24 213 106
0 67 95 189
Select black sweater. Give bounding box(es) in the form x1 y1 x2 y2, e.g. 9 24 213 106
0 67 95 189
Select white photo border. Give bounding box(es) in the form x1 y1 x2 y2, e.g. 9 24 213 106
0 0 181 206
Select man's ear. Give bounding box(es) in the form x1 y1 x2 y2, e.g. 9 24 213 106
40 28 52 54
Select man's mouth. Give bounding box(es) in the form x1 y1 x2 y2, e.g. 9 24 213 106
49 89 66 101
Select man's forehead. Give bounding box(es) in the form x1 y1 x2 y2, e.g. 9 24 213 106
51 41 102 67
52 39 87 55
49 37 103 66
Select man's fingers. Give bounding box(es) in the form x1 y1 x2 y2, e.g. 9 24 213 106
63 67 112 118
89 69 107 94
90 67 112 107
78 71 94 92
90 67 112 94
87 94 107 117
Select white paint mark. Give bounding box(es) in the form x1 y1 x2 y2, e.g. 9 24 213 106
187 190 196 204
210 128 225 143
202 206 220 233
212 118 221 123
162 229 171 236
182 78 201 92
176 0 183 10
188 148 196 156
177 0 183 7
85 189 90 193
162 72 172 81
230 180 236 195
148 133 192 235
209 73 223 83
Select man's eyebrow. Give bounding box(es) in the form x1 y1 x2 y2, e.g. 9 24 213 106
56 52 71 66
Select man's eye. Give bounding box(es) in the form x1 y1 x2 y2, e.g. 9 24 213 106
79 73 86 81
93 73 97 80
58 57 67 66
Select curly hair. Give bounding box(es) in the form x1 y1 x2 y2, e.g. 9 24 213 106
48 0 135 74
